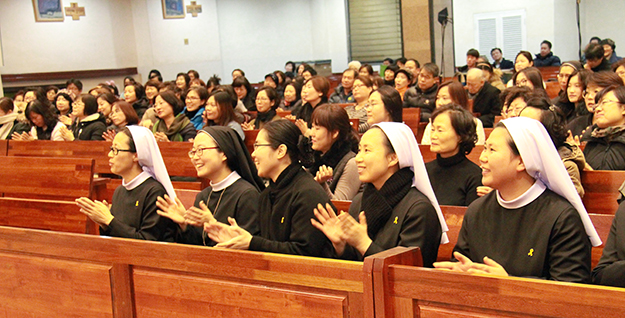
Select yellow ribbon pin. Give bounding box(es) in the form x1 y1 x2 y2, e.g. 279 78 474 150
528 248 534 257
393 216 398 224
135 201 139 206
281 217 284 224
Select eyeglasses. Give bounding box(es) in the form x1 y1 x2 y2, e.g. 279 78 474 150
595 100 622 109
253 143 272 150
110 147 134 156
188 146 219 158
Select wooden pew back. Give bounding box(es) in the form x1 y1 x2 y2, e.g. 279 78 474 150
419 145 483 165
0 226 365 317
546 81 561 99
402 108 421 137
539 65 561 82
0 140 7 156
0 156 95 200
365 246 625 318
581 170 625 215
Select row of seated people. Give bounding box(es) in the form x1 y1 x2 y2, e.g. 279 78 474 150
62 97 623 291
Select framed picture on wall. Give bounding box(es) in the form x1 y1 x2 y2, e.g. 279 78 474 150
32 0 64 22
162 0 185 19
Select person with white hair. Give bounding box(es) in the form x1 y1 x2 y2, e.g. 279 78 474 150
312 122 448 267
434 117 600 283
76 125 178 241
348 60 362 71
466 68 501 127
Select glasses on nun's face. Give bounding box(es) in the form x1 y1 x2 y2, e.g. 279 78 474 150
188 146 219 158
109 147 134 156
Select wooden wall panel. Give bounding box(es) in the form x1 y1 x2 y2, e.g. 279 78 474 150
401 0 432 63
0 252 114 317
133 269 348 318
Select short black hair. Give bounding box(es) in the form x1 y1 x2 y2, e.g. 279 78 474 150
78 94 99 116
600 38 616 50
158 90 184 116
396 57 408 65
383 57 394 64
590 36 601 43
541 40 552 49
490 48 502 55
467 49 480 58
584 43 605 61
66 78 83 91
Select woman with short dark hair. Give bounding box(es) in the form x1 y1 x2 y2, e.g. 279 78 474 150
280 81 303 113
232 76 256 111
124 83 149 119
345 75 374 133
63 94 107 141
583 85 625 170
243 86 281 131
366 85 403 125
293 76 330 134
425 105 482 206
183 86 208 130
176 72 191 92
12 100 65 141
151 91 196 142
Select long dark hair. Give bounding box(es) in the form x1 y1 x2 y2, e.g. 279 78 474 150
374 85 403 122
25 100 58 128
208 91 237 125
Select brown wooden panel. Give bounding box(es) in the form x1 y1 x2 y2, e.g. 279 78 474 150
8 140 111 174
437 206 467 262
403 108 421 137
419 145 482 166
1 67 138 83
589 213 614 269
0 252 114 317
545 81 561 100
102 179 202 202
387 265 625 318
332 200 352 214
581 170 625 215
157 141 200 177
0 197 92 234
133 269 348 318
175 188 201 209
244 129 260 155
538 66 560 82
0 140 7 156
0 156 94 200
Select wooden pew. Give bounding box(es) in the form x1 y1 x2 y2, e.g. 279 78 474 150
364 246 625 318
0 156 103 234
403 108 421 137
546 81 561 99
0 226 366 317
581 170 625 215
0 140 7 156
7 140 206 201
538 65 561 82
244 129 260 155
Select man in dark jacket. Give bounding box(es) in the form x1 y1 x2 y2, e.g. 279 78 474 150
585 43 612 72
466 69 501 128
404 63 440 122
457 49 479 73
490 48 514 70
329 69 356 104
534 40 561 67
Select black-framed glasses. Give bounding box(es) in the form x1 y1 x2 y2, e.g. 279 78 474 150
110 147 134 156
188 146 219 158
253 143 272 150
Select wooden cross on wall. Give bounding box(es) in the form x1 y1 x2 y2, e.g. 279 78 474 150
186 1 202 17
65 2 85 21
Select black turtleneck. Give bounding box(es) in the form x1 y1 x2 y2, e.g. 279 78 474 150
249 164 334 257
425 151 482 206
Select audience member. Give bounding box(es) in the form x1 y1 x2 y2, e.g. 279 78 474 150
152 91 197 142
601 38 622 64
404 59 420 86
367 86 402 125
477 62 505 91
404 63 439 122
466 68 501 127
145 80 160 106
534 40 561 67
555 69 590 122
312 122 446 266
148 70 163 82
490 48 514 70
583 85 625 170
308 104 361 200
183 86 208 130
76 126 178 241
0 97 28 139
329 69 356 104
358 64 374 79
103 101 140 142
281 81 303 113
426 105 482 206
612 58 625 84
204 90 245 141
458 48 479 72
585 43 611 72
97 91 117 127
232 76 256 111
124 83 149 119
345 75 373 133
243 86 281 130
66 78 83 97
13 100 65 141
394 69 411 101
187 69 200 81
294 76 329 132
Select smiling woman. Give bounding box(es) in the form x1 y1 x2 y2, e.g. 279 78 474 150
76 126 178 242
157 126 264 246
583 85 625 170
151 91 197 142
434 117 600 282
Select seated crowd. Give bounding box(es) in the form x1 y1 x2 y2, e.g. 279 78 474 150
3 38 625 289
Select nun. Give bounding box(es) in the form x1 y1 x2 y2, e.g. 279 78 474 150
156 126 264 246
76 125 178 241
434 117 601 283
312 122 448 267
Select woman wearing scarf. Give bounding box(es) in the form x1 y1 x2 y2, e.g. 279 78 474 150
152 91 197 142
76 125 178 242
583 85 625 170
312 122 448 267
157 126 264 246
242 86 281 131
434 117 600 283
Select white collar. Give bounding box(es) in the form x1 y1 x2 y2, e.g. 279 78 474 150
122 170 151 191
80 113 101 122
210 171 241 191
496 179 546 209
